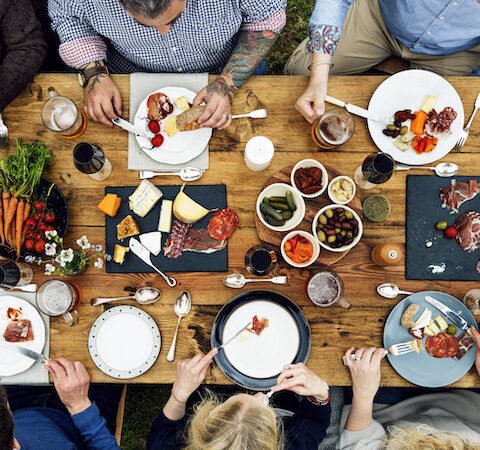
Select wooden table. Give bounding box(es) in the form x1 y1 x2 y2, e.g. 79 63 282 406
3 74 480 387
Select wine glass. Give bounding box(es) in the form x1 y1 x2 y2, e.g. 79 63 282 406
73 142 112 181
354 152 394 190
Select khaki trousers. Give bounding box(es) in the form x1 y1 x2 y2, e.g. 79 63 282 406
284 0 480 76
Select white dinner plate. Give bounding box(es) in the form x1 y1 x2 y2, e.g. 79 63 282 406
134 86 212 165
0 296 46 377
367 69 464 165
88 305 161 379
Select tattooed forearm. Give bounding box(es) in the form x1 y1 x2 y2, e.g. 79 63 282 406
206 76 237 105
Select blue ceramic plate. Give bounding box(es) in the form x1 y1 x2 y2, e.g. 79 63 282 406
212 290 311 390
384 291 476 387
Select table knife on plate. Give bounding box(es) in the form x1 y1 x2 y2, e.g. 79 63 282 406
325 95 391 123
1 346 47 364
111 117 154 140
424 295 470 331
217 322 251 351
129 237 177 287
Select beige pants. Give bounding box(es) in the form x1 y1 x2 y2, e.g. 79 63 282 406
284 0 480 76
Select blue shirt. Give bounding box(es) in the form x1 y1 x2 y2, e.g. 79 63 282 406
14 402 120 450
307 0 480 55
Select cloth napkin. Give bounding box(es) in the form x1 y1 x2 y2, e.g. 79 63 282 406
0 291 50 385
127 72 209 171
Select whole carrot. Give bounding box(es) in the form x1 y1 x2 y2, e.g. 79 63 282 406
0 196 4 244
21 202 31 246
15 200 25 258
4 195 18 239
2 191 9 240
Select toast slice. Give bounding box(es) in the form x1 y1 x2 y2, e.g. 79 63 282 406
176 105 205 131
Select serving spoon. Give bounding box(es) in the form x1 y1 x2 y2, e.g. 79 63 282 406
223 273 287 289
394 162 459 177
232 109 268 119
377 283 415 299
91 286 162 306
139 167 203 181
167 291 192 362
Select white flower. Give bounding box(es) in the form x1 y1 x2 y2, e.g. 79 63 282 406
36 258 42 265
25 255 35 263
60 261 66 268
76 235 90 250
90 244 95 250
45 229 58 240
60 248 74 263
95 244 103 252
105 254 112 261
45 242 57 257
44 263 56 275
94 258 103 269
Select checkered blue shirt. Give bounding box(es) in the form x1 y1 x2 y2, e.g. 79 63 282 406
48 0 286 73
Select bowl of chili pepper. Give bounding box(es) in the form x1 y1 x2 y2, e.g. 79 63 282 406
281 230 320 268
291 159 328 199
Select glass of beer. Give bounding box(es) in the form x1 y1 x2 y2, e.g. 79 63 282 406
73 142 112 181
41 87 87 139
305 270 351 309
36 279 82 326
312 108 355 149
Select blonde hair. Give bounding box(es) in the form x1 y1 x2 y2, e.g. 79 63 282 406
385 424 480 450
184 391 284 450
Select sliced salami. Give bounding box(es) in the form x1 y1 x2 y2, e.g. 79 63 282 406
426 334 448 358
208 208 239 241
164 220 191 259
445 334 460 357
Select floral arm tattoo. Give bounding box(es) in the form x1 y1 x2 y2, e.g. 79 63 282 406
80 60 108 94
207 30 278 105
306 25 342 55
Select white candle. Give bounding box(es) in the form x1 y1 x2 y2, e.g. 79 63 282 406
244 136 274 171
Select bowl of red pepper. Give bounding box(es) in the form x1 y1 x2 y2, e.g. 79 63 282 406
281 230 320 268
290 159 328 199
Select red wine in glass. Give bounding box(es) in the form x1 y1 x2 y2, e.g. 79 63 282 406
0 260 33 286
361 152 394 184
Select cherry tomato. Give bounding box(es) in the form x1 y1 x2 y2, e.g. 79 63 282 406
34 239 46 254
25 239 35 251
34 200 45 211
444 226 458 239
35 233 43 241
25 229 35 240
32 212 42 222
151 134 164 147
39 223 47 232
148 120 160 134
45 210 56 223
25 218 37 229
45 226 55 233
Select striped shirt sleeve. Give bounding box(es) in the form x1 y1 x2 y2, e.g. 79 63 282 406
240 0 287 34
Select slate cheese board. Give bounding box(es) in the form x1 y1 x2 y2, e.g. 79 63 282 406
105 184 228 273
406 175 480 281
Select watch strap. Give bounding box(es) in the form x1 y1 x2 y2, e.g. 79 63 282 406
81 65 109 85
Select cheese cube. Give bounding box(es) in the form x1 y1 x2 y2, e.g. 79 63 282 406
113 244 129 264
428 320 440 335
158 199 173 233
164 115 178 137
97 194 121 217
128 180 163 218
423 326 435 337
174 96 190 111
435 315 448 332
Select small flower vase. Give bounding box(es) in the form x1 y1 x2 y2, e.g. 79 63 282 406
61 251 86 276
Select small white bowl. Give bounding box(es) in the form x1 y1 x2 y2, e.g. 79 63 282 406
312 204 363 253
256 183 306 232
290 159 328 199
328 176 356 205
281 230 320 268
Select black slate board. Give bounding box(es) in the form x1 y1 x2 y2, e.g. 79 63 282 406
406 175 480 281
105 184 228 273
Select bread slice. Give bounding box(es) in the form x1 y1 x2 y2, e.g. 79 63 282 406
117 214 140 240
401 303 419 328
176 105 205 131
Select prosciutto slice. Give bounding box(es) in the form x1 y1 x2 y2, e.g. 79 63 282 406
3 319 33 342
455 211 480 253
453 332 475 360
440 179 480 213
183 229 226 254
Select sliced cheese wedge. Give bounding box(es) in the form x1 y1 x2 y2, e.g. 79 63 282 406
129 180 163 218
113 244 129 264
173 184 210 224
140 231 162 256
435 315 448 332
412 308 432 330
158 199 173 233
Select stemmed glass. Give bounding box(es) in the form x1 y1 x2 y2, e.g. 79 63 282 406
354 152 394 190
73 143 112 181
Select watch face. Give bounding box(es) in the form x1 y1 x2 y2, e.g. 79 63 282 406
77 72 87 88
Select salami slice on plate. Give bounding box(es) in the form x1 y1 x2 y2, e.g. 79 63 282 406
426 334 448 358
445 334 460 358
208 208 239 241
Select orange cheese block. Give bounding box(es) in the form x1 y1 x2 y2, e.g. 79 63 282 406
97 194 121 217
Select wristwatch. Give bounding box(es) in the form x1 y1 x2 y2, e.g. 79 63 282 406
78 65 109 87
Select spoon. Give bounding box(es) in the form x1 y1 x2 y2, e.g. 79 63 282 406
0 283 37 293
91 286 162 306
167 290 192 362
232 109 268 119
377 283 415 299
139 167 203 181
394 162 459 177
223 273 288 289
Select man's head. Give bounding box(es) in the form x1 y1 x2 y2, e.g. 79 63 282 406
0 386 14 449
119 0 186 34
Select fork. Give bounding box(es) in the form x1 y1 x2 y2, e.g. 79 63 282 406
342 342 416 365
0 113 8 149
452 90 480 152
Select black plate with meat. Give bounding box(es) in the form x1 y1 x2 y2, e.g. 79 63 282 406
406 175 480 281
0 177 69 261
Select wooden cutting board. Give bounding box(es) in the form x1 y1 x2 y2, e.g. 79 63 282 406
255 164 362 266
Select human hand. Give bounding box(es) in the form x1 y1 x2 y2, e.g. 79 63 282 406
84 74 122 127
296 81 327 124
344 347 386 402
470 327 480 376
270 362 329 400
171 347 218 403
193 77 237 130
46 357 91 415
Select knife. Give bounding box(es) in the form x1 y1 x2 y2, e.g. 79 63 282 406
111 117 155 140
325 95 391 123
424 295 470 331
1 345 47 364
129 238 177 287
217 322 252 351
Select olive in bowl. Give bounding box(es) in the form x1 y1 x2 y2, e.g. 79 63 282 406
312 204 363 252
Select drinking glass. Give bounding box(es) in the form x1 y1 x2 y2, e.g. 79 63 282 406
305 270 351 309
36 279 81 326
73 142 112 181
0 260 33 286
41 87 86 139
245 246 277 276
354 152 394 190
463 289 480 315
312 108 355 149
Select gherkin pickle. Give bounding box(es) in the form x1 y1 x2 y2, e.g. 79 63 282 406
285 190 296 211
281 210 293 220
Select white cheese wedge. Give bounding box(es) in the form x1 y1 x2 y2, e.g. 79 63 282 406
140 231 162 256
158 199 173 233
435 315 448 332
172 184 210 224
420 95 437 114
129 180 163 218
412 308 432 330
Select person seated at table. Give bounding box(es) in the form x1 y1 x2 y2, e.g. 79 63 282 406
47 0 286 130
1 357 122 450
339 327 480 449
0 0 46 113
286 0 480 123
147 347 331 449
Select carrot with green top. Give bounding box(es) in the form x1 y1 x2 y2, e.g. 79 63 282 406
0 195 4 244
15 200 25 258
4 195 18 241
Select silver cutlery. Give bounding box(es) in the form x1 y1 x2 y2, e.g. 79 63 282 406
91 286 162 306
232 109 268 119
1 345 47 364
139 167 203 181
424 295 470 331
0 113 8 149
0 283 38 293
217 321 252 350
112 117 154 139
343 343 415 364
453 90 480 152
223 273 287 289
167 291 192 362
377 283 415 299
324 95 390 123
394 162 459 177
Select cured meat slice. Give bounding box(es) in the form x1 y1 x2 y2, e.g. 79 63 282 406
455 211 480 253
164 220 191 259
424 107 457 139
207 208 239 241
7 307 23 321
440 179 480 213
445 334 460 357
183 229 226 254
3 319 33 342
247 315 269 336
453 332 475 360
426 334 448 358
